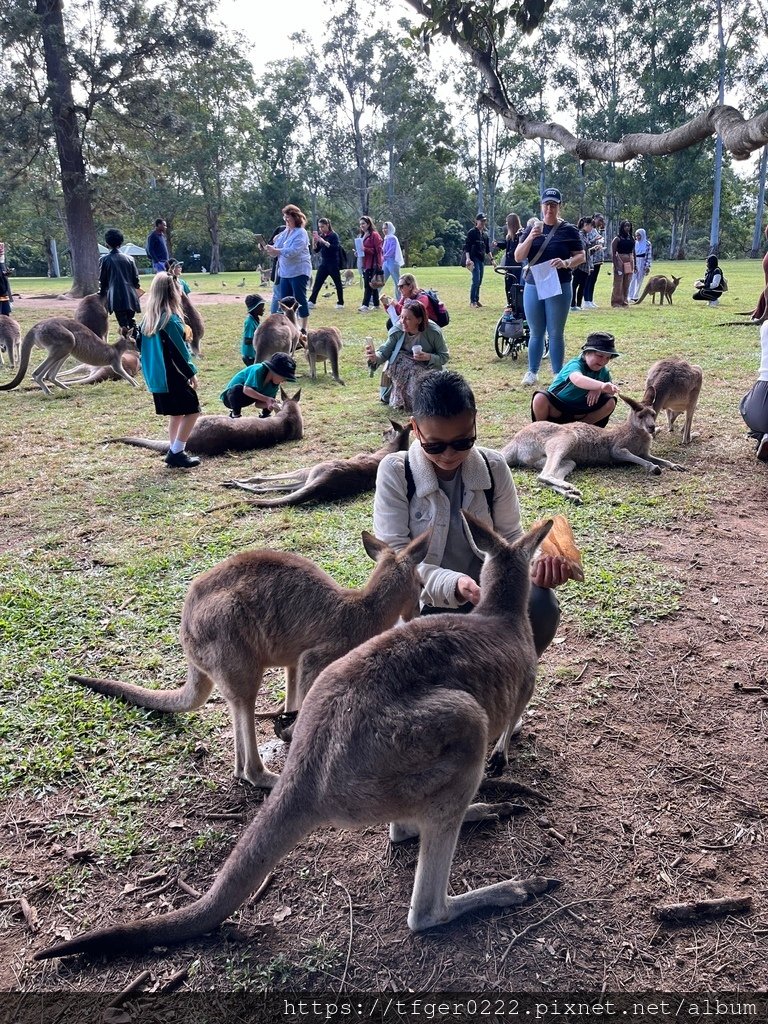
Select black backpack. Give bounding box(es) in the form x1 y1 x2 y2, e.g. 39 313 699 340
424 289 450 328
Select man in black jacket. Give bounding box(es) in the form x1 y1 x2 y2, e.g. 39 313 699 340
99 229 142 337
463 213 493 308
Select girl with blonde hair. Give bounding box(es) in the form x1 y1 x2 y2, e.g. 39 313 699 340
139 273 201 468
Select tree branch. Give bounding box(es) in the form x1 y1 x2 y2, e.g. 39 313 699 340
402 0 768 161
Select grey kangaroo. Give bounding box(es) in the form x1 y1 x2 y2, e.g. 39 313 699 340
635 274 682 306
304 326 344 384
181 293 204 357
0 319 139 395
73 293 109 341
57 351 141 386
503 395 686 504
68 529 429 790
0 314 21 368
254 298 300 362
222 420 411 506
641 358 703 445
36 516 558 962
107 388 303 456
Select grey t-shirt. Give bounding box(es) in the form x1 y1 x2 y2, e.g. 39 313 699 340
437 470 482 580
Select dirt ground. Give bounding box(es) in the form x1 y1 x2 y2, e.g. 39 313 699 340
1 474 766 996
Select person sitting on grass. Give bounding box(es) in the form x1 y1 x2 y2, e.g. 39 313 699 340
531 332 621 427
220 351 297 419
240 293 266 366
693 254 726 307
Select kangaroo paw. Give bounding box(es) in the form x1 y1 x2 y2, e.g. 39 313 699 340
486 750 508 777
274 710 299 742
237 767 280 789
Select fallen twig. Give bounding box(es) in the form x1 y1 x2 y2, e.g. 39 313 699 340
177 877 202 899
653 896 753 923
197 812 245 822
253 872 275 903
108 969 152 1007
159 966 189 993
500 898 607 962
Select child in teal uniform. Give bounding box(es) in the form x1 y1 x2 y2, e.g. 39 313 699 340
240 293 266 366
531 332 620 426
220 351 297 418
167 259 191 295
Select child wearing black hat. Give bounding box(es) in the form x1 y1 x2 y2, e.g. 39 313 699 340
240 294 267 366
531 332 620 427
220 351 297 419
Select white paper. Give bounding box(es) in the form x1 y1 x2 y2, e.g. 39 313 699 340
386 303 400 323
530 261 562 299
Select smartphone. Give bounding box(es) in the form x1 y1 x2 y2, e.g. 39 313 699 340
253 233 266 247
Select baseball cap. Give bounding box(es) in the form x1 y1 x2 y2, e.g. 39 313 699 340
475 212 487 221
541 188 562 204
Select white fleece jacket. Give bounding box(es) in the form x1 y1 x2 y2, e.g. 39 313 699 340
373 443 523 609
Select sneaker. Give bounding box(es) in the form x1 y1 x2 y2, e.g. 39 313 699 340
570 306 581 312
165 450 200 468
335 303 344 309
708 300 720 307
307 300 316 309
476 301 483 307
757 434 768 462
228 410 242 419
357 305 370 313
521 370 538 386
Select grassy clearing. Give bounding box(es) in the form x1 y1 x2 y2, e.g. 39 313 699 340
0 258 763 867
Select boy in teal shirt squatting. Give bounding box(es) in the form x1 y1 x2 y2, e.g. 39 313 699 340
531 332 620 427
220 351 297 419
240 293 267 366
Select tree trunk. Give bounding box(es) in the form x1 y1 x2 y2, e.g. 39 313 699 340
476 106 484 214
207 207 221 274
708 0 725 255
751 145 768 258
36 0 99 296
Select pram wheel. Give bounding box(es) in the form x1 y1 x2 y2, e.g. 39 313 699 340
494 324 514 359
494 315 529 360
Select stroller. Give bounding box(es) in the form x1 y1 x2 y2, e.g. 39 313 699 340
493 265 530 360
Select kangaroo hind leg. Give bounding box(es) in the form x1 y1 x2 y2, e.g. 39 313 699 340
219 666 279 789
538 455 582 503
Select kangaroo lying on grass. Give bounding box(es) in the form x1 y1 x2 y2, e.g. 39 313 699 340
634 275 682 306
57 351 141 386
502 395 686 504
107 389 303 456
0 314 20 367
222 420 411 506
305 326 344 384
69 529 429 790
0 320 139 395
37 516 558 961
641 358 703 445
254 298 300 362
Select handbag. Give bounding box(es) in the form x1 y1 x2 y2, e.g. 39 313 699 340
621 259 633 275
370 267 385 289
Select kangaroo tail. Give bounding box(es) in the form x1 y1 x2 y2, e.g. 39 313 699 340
34 779 321 959
69 665 213 712
0 327 35 390
102 437 171 453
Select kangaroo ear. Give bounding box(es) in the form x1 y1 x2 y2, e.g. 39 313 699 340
402 527 432 564
520 518 554 557
619 393 644 412
289 389 301 402
645 384 656 405
461 512 505 559
361 531 389 562
389 419 404 432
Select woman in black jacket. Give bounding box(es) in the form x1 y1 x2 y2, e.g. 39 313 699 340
308 218 344 309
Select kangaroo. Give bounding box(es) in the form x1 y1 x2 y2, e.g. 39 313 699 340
635 275 682 306
181 292 204 357
222 420 411 506
56 350 141 386
68 529 430 790
502 395 687 504
342 269 356 286
641 358 703 445
254 298 300 362
73 293 109 341
0 319 139 395
36 516 559 962
107 388 303 456
305 326 344 384
0 314 21 368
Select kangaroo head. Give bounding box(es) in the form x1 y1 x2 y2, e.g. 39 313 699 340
360 529 431 621
278 297 298 321
279 387 302 403
671 276 682 288
462 514 553 614
383 420 412 446
117 327 138 351
620 394 658 435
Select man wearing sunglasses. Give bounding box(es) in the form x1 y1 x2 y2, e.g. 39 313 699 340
374 371 578 655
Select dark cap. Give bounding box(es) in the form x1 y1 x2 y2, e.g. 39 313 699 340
582 332 620 358
246 293 267 313
541 187 562 204
263 352 297 381
475 212 487 221
166 258 183 271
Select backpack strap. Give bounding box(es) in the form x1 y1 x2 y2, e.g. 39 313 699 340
404 450 494 512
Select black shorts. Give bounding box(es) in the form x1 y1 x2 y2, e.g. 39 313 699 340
532 389 613 422
151 343 200 417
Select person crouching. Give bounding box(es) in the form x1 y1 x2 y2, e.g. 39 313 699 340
531 332 620 427
220 351 297 419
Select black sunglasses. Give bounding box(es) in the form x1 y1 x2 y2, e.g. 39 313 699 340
419 435 477 455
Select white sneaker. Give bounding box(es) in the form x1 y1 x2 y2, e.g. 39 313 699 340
583 301 595 308
587 301 599 308
307 300 316 309
357 305 370 313
570 306 582 312
335 303 344 309
708 300 720 307
521 370 538 386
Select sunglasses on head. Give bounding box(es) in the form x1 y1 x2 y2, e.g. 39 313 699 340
419 435 477 455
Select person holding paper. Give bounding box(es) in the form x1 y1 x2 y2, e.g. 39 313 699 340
514 188 585 386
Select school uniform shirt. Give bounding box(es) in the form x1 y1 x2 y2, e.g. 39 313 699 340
220 361 278 401
548 355 612 404
240 314 258 361
373 444 523 609
140 313 196 393
520 222 583 282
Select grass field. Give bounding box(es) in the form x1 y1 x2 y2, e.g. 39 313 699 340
0 259 766 993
